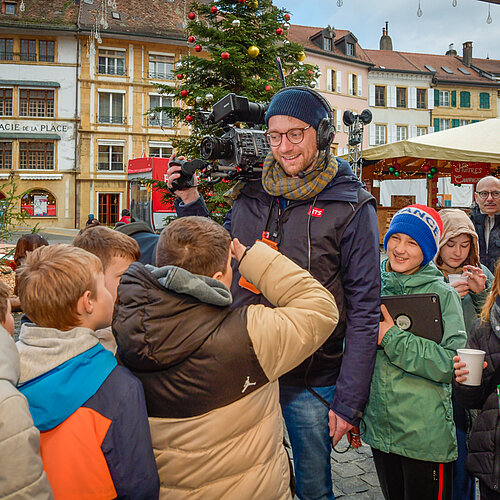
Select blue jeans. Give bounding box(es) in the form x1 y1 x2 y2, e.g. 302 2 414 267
280 384 335 500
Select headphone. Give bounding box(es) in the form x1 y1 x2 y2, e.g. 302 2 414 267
270 86 336 151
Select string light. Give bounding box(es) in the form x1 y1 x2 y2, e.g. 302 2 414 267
417 0 423 17
487 4 493 24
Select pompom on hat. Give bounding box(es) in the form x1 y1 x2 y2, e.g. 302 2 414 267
265 87 328 130
384 204 443 266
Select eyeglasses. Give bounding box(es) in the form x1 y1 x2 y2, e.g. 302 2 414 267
265 125 312 147
476 191 500 200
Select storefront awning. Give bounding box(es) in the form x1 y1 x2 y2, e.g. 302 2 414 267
0 133 61 140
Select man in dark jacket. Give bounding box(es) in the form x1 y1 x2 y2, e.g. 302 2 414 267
166 87 380 500
470 176 500 273
115 220 159 265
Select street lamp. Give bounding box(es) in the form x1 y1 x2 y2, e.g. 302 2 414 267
342 109 372 179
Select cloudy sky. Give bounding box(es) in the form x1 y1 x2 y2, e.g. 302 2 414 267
274 0 500 60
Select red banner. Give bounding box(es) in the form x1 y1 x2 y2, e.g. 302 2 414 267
451 162 490 184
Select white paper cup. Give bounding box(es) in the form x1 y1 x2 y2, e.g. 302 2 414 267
457 348 486 386
449 274 468 285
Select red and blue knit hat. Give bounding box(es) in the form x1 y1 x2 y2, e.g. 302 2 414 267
384 204 443 266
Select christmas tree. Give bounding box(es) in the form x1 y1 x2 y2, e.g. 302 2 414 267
153 0 319 222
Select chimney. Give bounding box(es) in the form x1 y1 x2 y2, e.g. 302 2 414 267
463 41 473 67
445 43 457 56
379 21 393 50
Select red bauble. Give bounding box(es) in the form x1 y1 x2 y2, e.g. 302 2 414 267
308 70 314 75
276 28 283 35
180 90 188 97
186 114 193 122
422 164 430 172
176 74 184 80
188 12 196 19
221 52 230 59
195 45 202 52
210 5 217 13
393 162 401 171
188 36 195 43
265 85 273 91
284 14 291 20
238 0 245 3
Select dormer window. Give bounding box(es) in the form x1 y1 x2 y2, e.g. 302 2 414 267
3 2 17 14
323 37 333 51
346 42 355 56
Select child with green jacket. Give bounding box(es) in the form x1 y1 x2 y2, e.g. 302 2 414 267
363 205 467 500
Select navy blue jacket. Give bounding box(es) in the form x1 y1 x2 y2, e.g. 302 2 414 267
469 205 500 273
175 159 380 426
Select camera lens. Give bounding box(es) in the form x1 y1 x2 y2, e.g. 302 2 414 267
200 136 233 160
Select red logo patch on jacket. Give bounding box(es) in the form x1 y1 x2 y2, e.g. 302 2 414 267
308 207 324 218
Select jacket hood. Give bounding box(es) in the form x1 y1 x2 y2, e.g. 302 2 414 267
113 262 234 371
115 220 154 236
0 326 19 386
317 158 364 203
381 258 446 294
438 209 480 260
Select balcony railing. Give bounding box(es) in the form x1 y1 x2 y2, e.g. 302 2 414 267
148 70 174 80
98 162 124 171
98 115 126 125
0 52 54 62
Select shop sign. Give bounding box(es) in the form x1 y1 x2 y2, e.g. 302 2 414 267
451 162 490 184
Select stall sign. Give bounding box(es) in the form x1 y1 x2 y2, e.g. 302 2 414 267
451 162 490 184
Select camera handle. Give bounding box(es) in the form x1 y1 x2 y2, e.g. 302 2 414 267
169 158 207 194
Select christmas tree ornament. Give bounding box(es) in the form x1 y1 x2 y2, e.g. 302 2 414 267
210 5 218 13
176 61 183 70
430 167 438 174
196 96 203 104
456 183 462 187
248 0 257 6
309 81 316 88
188 12 196 20
195 45 202 52
232 19 241 27
388 166 395 174
427 173 434 179
308 70 314 75
186 114 193 122
284 22 290 29
394 171 401 177
188 36 195 43
296 51 306 62
247 45 260 58
206 93 214 101
221 52 230 59
422 164 430 172
393 161 401 171
265 85 273 91
238 0 245 3
180 90 188 97
276 28 283 35
176 74 184 80
284 13 291 20
283 39 290 45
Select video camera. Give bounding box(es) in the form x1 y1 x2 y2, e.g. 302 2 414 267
169 93 270 192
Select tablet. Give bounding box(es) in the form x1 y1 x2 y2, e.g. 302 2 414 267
381 293 444 344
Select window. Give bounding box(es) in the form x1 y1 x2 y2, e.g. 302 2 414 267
149 145 173 158
416 89 426 109
439 119 450 130
375 125 386 145
323 37 333 51
98 193 120 225
375 86 386 107
396 87 407 108
458 67 470 75
441 66 454 74
149 95 173 127
0 89 13 116
98 92 124 124
326 68 335 92
346 42 355 56
439 90 449 107
39 41 55 62
396 126 407 141
148 54 174 80
348 74 357 96
21 190 56 217
20 89 54 117
0 38 13 60
460 91 471 108
20 39 37 61
4 2 16 14
416 127 427 136
19 142 54 169
460 119 470 126
0 142 12 169
98 49 125 75
480 92 490 109
424 65 436 72
98 145 124 171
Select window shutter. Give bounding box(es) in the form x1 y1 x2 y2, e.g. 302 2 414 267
348 74 353 95
434 89 439 107
389 86 396 107
409 125 417 138
451 90 457 107
369 124 376 146
428 90 434 110
409 87 417 109
336 70 342 93
388 125 396 143
327 69 333 92
357 75 362 97
369 85 375 106
434 118 440 131
336 108 342 132
429 126 434 133
452 119 460 128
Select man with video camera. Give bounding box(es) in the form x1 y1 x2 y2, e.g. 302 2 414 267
167 86 380 500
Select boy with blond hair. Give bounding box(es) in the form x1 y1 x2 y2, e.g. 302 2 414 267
0 281 53 499
73 225 141 353
113 216 339 499
16 244 159 500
